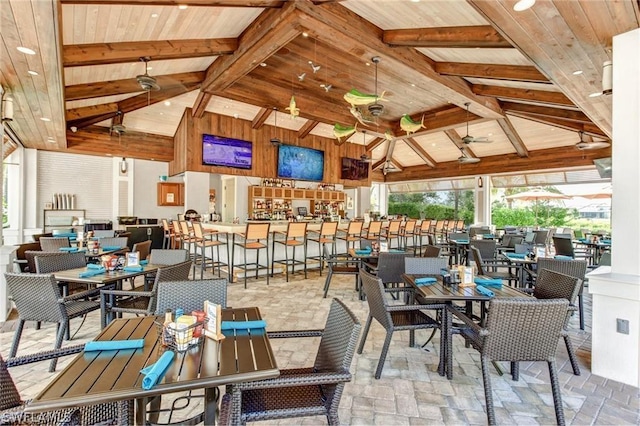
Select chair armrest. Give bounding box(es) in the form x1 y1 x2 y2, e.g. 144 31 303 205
99 289 154 299
266 329 324 339
448 305 483 335
387 304 432 312
234 370 352 391
6 345 85 368
383 287 415 295
61 287 102 302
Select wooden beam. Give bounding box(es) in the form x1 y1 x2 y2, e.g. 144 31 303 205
60 0 284 6
471 84 574 107
65 102 119 121
404 138 436 168
383 145 611 182
391 105 487 138
297 119 318 138
65 71 205 101
501 101 591 124
191 92 212 117
251 107 272 129
444 129 477 158
496 117 528 157
383 25 512 48
505 111 608 139
366 137 385 151
197 2 301 113
371 158 386 171
436 62 550 83
63 40 236 67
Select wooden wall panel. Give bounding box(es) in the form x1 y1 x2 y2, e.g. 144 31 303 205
171 108 371 187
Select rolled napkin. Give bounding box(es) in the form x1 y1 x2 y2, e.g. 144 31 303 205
102 246 123 251
355 249 372 255
86 263 104 270
59 247 79 252
84 339 144 352
475 285 494 298
388 249 405 253
483 234 495 239
506 253 526 259
221 320 267 331
123 265 144 272
474 277 503 288
79 268 106 278
454 240 469 244
140 351 175 390
414 277 437 286
578 238 589 244
554 255 574 260
601 239 611 244
140 260 149 266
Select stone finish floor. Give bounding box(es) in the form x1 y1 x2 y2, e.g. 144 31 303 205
1 268 639 425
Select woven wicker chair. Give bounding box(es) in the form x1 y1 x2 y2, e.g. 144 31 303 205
362 252 413 299
450 298 570 426
39 237 71 252
143 248 190 290
1 345 133 425
222 298 360 425
132 240 152 261
99 260 192 328
34 252 87 274
421 244 442 258
322 245 359 298
4 273 101 372
470 246 520 287
470 239 497 260
357 268 440 379
98 236 129 251
13 242 41 272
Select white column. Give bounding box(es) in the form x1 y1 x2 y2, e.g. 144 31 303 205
0 245 17 321
588 28 640 387
183 171 210 216
473 175 491 225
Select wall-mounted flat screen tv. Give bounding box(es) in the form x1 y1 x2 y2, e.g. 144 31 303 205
341 157 369 180
202 134 252 169
277 144 324 182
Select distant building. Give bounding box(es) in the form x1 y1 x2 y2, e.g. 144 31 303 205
579 204 610 219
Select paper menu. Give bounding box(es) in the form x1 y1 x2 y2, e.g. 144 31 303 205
204 300 225 341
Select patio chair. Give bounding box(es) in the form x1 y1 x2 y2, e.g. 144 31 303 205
421 244 441 258
143 248 190 289
1 346 132 425
98 236 129 251
357 268 440 379
322 245 359 298
470 246 519 287
4 273 101 372
191 222 229 280
99 260 192 328
470 239 497 260
13 241 40 272
132 239 152 261
271 222 307 282
381 220 402 249
92 230 115 238
449 298 570 425
39 237 71 252
222 298 360 425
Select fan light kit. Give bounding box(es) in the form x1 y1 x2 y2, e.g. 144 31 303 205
462 103 492 144
458 147 481 164
136 57 160 91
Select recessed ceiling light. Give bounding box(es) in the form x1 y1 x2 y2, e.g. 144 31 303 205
28 70 39 76
411 83 416 87
106 154 113 157
40 117 51 122
572 70 583 75
17 46 36 55
589 91 603 98
147 66 153 71
233 113 239 119
302 32 309 37
47 137 56 143
259 62 267 67
513 0 535 11
365 62 370 66
151 13 158 18
411 0 421 3
178 5 188 10
431 143 436 146
488 133 493 136
164 101 171 106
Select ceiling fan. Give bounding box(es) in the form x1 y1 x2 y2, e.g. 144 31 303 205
461 102 491 144
575 131 611 150
270 107 282 146
458 147 481 164
360 130 372 163
110 111 126 135
367 56 384 118
136 57 160 91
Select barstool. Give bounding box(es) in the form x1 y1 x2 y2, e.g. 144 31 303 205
179 220 196 260
381 220 402 249
161 218 175 249
171 220 183 250
362 220 383 245
400 219 418 251
232 222 271 288
336 220 364 253
271 222 308 282
306 221 339 275
192 222 230 280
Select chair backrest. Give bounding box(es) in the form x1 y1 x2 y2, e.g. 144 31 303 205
507 235 524 248
35 252 87 273
536 257 587 282
320 221 339 237
421 245 441 258
534 229 550 245
99 236 128 248
172 220 182 238
470 240 496 260
148 249 189 265
150 260 193 313
162 218 171 232
533 269 581 304
387 220 401 233
0 353 21 411
154 279 227 315
523 231 536 244
14 242 41 272
39 237 71 251
405 257 448 275
93 230 115 238
33 232 54 241
552 237 575 257
455 219 465 232
376 253 412 284
5 273 66 323
346 221 363 235
554 233 572 239
132 240 152 261
359 269 394 330
191 221 206 240
482 298 569 361
501 235 512 247
245 222 270 240
514 243 531 254
285 222 307 239
312 298 361 413
448 232 469 242
598 252 611 266
469 246 487 276
366 221 382 237
403 220 417 233
179 220 192 237
358 239 372 250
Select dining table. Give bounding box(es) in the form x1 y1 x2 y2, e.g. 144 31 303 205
402 273 529 379
25 307 279 425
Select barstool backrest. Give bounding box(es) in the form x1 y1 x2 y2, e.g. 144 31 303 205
245 223 270 240
346 221 363 235
387 220 401 233
403 220 417 233
286 222 307 238
320 221 339 237
179 220 192 236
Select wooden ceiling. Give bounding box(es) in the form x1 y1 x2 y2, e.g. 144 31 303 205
2 0 639 182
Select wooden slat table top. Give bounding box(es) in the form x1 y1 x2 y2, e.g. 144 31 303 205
52 263 159 285
402 274 528 302
26 308 278 413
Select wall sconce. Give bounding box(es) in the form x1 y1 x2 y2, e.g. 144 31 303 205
120 157 128 174
477 176 484 188
602 60 612 95
2 97 14 122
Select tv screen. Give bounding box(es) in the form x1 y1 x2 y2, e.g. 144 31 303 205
277 144 324 181
341 157 369 180
202 134 252 169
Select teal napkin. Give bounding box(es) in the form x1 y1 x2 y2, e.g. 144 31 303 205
454 240 469 244
476 285 494 298
601 239 611 244
140 260 149 266
79 266 106 278
59 247 82 252
123 265 144 272
102 246 123 251
415 277 437 286
84 339 144 352
221 320 267 331
388 249 405 253
483 234 495 239
141 351 175 390
578 238 589 244
554 255 574 260
355 249 372 255
87 263 104 270
507 253 526 259
474 277 503 288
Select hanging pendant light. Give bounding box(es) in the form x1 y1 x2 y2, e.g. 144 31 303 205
270 107 282 146
120 157 128 174
368 57 384 117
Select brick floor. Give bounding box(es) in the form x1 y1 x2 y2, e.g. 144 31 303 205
1 267 639 425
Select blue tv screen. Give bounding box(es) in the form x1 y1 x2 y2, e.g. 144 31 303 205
202 134 252 169
277 144 324 182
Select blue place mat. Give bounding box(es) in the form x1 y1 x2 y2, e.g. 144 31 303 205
123 265 144 272
140 260 149 266
355 249 372 255
554 255 574 260
59 247 85 253
79 267 106 278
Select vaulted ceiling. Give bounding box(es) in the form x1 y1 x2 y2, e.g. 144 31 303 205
3 0 638 182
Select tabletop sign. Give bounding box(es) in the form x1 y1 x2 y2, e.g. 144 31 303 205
126 251 140 266
204 300 225 341
458 265 475 287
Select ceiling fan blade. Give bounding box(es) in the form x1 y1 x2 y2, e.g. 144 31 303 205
470 137 493 143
